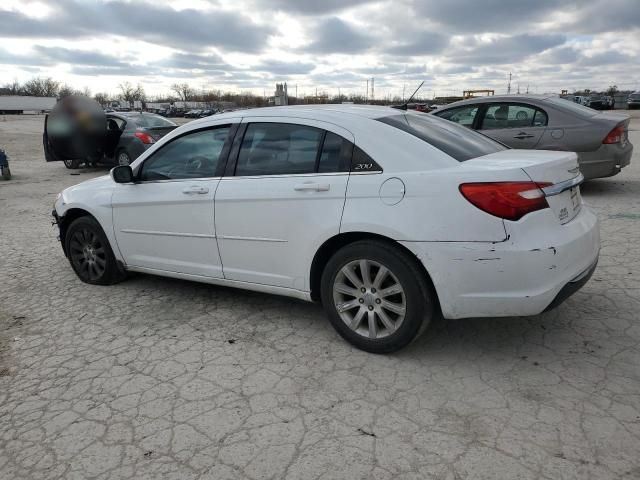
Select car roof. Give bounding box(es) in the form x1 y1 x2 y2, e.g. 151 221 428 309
438 94 554 110
187 104 406 127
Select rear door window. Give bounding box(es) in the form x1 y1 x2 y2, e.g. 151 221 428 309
377 113 506 162
318 131 351 173
232 123 355 176
434 105 479 128
480 104 548 130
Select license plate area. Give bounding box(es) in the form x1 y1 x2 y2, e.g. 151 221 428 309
552 186 581 224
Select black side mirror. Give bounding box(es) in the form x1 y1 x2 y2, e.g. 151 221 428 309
111 165 134 183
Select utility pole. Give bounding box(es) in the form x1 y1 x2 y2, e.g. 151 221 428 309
371 77 374 101
402 84 406 102
366 79 369 101
507 72 512 95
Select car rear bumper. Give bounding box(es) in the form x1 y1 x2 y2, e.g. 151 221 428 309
401 206 600 319
577 141 633 179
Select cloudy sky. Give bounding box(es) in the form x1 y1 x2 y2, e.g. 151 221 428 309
1 0 639 99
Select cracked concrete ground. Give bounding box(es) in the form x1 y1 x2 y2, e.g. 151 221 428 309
1 112 639 480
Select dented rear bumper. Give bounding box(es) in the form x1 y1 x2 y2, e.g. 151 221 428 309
401 205 600 319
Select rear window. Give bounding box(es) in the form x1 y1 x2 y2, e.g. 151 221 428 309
129 115 177 128
543 97 598 118
377 113 506 161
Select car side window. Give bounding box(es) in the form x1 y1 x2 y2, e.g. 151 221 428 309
436 105 479 128
318 132 350 173
139 126 230 181
235 123 323 176
481 104 548 130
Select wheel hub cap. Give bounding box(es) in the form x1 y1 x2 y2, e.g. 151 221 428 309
332 259 406 340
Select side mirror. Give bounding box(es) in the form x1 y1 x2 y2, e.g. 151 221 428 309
111 165 134 183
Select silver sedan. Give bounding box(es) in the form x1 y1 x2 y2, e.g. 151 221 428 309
432 94 633 179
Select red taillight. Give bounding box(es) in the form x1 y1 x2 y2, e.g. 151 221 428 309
459 182 551 221
134 131 155 144
603 125 625 144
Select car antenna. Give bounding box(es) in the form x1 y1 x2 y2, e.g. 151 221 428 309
394 81 425 110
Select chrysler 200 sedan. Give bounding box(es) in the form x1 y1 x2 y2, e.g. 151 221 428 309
433 94 632 180
48 104 600 353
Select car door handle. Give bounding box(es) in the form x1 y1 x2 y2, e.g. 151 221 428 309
513 132 535 139
294 183 330 192
182 186 209 195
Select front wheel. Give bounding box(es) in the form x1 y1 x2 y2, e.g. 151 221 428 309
65 216 125 285
321 240 434 353
63 159 80 169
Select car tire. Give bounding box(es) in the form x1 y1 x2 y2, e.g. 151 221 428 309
63 159 80 169
116 149 131 166
64 216 126 286
320 240 434 353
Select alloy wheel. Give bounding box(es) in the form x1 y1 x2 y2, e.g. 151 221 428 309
68 228 107 281
332 259 406 339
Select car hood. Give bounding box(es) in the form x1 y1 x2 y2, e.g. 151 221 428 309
59 174 114 209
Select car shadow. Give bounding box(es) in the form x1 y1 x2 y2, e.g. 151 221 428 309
113 270 591 364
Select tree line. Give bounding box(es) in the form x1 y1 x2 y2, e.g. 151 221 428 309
1 77 420 108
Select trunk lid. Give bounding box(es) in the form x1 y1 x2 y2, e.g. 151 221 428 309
464 149 583 224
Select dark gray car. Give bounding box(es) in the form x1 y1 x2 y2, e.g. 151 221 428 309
45 111 177 169
433 94 633 179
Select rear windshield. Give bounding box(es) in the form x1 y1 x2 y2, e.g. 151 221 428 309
377 112 506 161
630 93 640 100
543 96 598 118
128 115 177 128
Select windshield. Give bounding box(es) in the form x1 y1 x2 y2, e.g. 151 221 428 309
630 93 640 100
377 112 506 162
544 96 598 117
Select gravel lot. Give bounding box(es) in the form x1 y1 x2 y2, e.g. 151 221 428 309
1 112 639 480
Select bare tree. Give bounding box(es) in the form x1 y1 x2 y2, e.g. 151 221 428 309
21 77 60 97
2 79 22 95
133 83 146 101
171 82 194 101
58 84 81 99
94 92 110 106
607 85 619 96
118 82 136 103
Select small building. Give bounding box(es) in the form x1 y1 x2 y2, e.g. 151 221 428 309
272 83 288 106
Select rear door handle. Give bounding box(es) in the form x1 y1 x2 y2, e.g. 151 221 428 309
182 186 209 195
294 183 330 192
513 132 535 139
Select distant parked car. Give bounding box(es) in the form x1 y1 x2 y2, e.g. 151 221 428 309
587 95 603 110
433 94 633 179
45 110 178 168
184 109 202 118
199 109 215 118
628 92 640 109
600 96 614 110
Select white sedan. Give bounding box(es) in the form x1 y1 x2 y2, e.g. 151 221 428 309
48 104 600 353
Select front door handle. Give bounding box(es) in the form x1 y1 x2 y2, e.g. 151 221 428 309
182 186 209 195
294 183 330 192
513 132 535 139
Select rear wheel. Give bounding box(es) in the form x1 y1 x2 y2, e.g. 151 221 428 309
63 159 80 169
65 216 125 285
321 240 434 353
116 149 131 166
